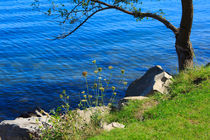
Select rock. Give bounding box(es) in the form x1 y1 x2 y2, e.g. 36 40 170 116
118 96 149 109
0 124 31 140
102 122 125 131
126 65 172 97
0 109 51 140
76 106 110 124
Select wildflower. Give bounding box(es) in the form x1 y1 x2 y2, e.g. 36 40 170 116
94 70 98 74
99 87 104 92
108 66 113 70
123 82 128 85
108 103 112 106
112 86 116 91
62 105 65 108
81 91 85 94
98 77 102 80
113 92 117 95
82 71 88 77
104 79 106 81
59 94 63 99
92 60 96 64
62 90 66 94
98 67 102 72
89 95 93 98
66 96 69 99
94 83 97 88
83 95 87 98
121 69 125 74
81 99 87 102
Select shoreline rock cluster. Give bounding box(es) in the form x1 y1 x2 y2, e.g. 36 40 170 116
0 65 172 140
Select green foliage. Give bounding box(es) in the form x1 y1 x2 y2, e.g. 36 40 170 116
90 65 210 140
105 99 157 124
40 60 127 139
41 64 209 140
91 110 103 127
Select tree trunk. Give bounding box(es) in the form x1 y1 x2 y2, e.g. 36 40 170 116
175 39 194 71
175 0 194 71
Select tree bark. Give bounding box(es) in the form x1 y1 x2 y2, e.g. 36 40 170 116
175 0 194 71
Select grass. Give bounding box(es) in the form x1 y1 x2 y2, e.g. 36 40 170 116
40 65 209 140
89 65 210 140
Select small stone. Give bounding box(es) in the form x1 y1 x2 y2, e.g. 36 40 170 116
102 122 125 131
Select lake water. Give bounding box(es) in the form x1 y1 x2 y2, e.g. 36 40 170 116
0 0 209 121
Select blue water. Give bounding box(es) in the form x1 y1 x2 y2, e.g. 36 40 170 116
0 0 209 121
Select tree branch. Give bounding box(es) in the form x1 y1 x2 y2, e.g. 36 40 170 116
53 0 178 39
63 1 83 24
52 7 112 39
92 0 178 35
134 12 178 34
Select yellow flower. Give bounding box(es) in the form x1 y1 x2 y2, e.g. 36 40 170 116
94 70 98 74
108 103 112 106
104 79 106 81
121 69 125 74
66 96 69 99
99 87 104 92
89 95 93 98
98 67 102 72
92 60 96 64
81 100 87 102
98 77 102 80
81 91 85 94
112 86 116 91
123 82 128 85
113 92 117 95
59 94 63 99
108 66 113 70
82 71 88 77
83 95 87 98
62 90 66 94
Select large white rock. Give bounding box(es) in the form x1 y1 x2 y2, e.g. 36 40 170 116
126 65 172 97
0 110 50 140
